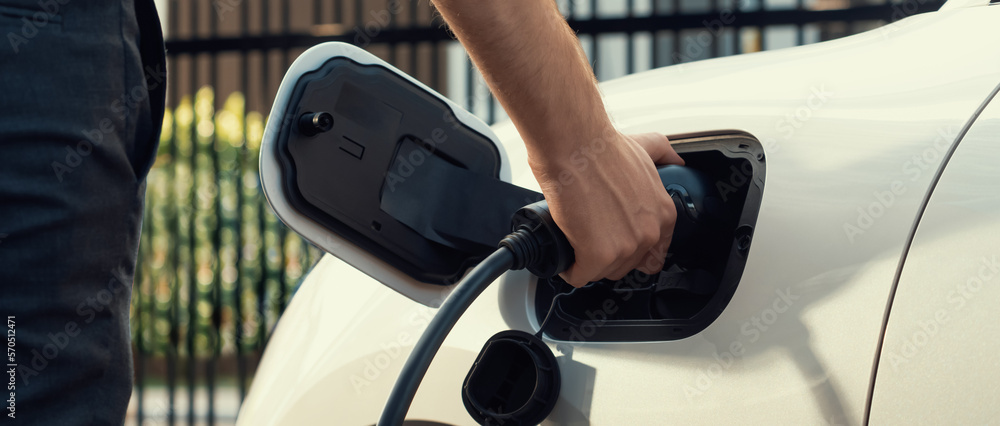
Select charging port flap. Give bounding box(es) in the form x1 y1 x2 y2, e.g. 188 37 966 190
260 43 534 305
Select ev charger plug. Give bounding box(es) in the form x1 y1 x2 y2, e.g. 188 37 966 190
377 199 573 426
379 165 720 426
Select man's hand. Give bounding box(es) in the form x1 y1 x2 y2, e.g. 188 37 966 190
532 132 684 286
432 0 684 285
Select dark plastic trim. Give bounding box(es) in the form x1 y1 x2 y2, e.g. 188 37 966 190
462 330 561 425
272 57 505 285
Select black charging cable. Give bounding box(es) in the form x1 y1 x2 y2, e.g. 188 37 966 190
377 247 513 425
534 286 579 339
377 201 572 426
376 164 720 424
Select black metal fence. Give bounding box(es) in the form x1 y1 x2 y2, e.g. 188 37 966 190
129 0 945 424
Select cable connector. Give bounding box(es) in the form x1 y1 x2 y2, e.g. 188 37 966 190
499 200 575 279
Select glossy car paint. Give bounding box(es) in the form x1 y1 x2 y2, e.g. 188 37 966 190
869 86 1000 423
239 4 1000 425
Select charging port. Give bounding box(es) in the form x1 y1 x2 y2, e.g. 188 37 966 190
533 131 766 342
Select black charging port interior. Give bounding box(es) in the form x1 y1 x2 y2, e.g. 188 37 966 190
533 132 766 342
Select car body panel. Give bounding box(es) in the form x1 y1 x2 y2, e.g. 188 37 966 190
940 0 993 10
238 6 1000 425
869 87 1000 424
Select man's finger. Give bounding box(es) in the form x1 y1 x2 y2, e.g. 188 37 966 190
560 262 599 288
636 237 671 275
604 255 640 281
635 133 685 166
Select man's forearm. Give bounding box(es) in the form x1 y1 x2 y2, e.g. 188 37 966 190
432 0 612 164
435 0 684 286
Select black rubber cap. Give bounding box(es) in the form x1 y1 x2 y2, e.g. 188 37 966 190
297 111 334 136
462 330 561 425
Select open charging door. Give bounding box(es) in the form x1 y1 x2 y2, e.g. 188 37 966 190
260 42 539 306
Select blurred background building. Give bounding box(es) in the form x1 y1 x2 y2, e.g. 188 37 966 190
129 0 944 424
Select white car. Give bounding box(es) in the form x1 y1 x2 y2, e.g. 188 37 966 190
239 1 1000 424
